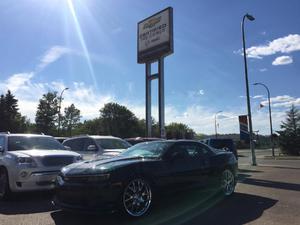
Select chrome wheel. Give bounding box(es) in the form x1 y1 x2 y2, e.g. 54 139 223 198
0 169 8 199
123 178 152 217
221 169 235 196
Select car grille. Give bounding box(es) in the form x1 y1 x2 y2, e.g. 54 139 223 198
42 156 74 167
63 176 89 183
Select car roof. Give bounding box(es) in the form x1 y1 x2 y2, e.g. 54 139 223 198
140 139 203 144
0 133 52 138
65 135 122 140
125 137 162 141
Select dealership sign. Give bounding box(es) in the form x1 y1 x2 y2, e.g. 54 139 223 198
239 115 250 142
137 7 173 63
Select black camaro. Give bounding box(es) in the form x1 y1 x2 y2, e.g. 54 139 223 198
53 140 238 217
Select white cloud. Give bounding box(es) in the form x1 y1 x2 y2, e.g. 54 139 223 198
0 72 292 135
1 76 114 121
260 95 300 108
253 95 264 99
245 34 300 59
37 46 72 70
259 68 268 72
272 55 293 66
2 73 34 92
239 95 264 99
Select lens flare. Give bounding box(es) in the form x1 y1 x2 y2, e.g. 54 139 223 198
66 0 98 89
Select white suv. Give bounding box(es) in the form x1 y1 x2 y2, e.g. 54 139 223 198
0 133 82 200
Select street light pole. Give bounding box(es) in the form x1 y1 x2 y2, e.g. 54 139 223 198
58 87 69 136
215 111 222 139
253 82 275 157
242 13 257 166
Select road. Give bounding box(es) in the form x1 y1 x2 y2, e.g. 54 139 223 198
0 152 299 225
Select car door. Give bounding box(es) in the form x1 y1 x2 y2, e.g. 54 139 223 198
160 142 199 189
189 142 212 186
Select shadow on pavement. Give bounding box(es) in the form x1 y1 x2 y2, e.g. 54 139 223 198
242 178 300 192
0 192 57 215
51 190 277 225
238 169 263 173
183 192 277 225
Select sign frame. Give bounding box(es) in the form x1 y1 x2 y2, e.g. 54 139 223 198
137 7 174 64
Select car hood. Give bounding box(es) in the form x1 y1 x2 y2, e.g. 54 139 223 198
61 156 156 176
9 149 80 158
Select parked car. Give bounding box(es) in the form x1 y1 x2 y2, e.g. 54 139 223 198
0 133 82 200
54 140 238 217
62 135 131 160
125 137 163 145
202 138 237 159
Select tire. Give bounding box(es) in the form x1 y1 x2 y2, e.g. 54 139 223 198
121 178 152 217
220 169 235 196
0 168 10 200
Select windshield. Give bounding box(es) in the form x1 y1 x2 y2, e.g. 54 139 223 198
120 141 173 158
8 136 65 151
95 138 131 149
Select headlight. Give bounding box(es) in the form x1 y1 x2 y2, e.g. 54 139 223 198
17 157 37 167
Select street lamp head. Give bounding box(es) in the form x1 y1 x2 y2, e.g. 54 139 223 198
246 14 255 21
253 83 259 85
65 87 69 90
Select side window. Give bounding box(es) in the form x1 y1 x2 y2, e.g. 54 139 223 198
185 143 202 159
83 138 98 151
64 139 84 151
167 143 190 160
0 136 5 150
196 143 212 156
176 142 211 159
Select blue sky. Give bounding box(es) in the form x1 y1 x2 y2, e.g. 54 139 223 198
0 0 299 134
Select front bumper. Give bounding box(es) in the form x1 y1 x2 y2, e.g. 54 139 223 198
10 170 60 192
54 177 123 212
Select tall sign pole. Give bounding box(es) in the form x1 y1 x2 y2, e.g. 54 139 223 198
145 63 152 137
158 58 165 138
138 7 174 138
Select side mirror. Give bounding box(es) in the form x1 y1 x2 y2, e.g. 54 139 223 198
87 145 97 151
0 146 3 152
64 145 71 151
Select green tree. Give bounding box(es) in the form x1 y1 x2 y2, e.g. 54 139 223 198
72 118 104 136
61 104 81 136
166 122 195 139
0 90 28 132
137 118 160 137
35 92 59 135
0 94 6 131
277 105 300 155
100 102 140 138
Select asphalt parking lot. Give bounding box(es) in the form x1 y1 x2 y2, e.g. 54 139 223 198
1 151 299 225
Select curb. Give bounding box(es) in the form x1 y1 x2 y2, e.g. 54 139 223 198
264 156 300 160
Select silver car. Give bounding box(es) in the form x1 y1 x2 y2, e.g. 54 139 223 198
63 135 132 160
0 133 82 200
